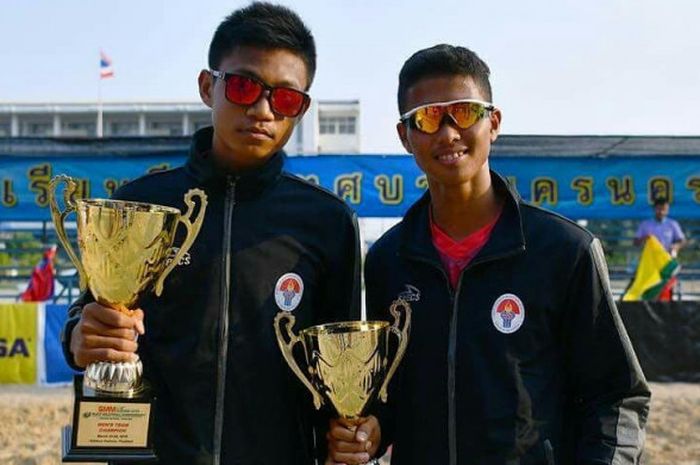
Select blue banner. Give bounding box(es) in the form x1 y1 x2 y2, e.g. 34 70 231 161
44 303 76 384
1 154 699 219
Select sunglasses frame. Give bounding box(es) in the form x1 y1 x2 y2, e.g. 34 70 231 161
209 70 311 118
400 98 497 134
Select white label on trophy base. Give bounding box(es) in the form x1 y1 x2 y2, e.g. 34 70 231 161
76 401 151 448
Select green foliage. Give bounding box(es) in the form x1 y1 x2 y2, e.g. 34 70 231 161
0 231 45 277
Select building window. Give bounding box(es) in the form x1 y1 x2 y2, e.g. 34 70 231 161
23 122 53 136
319 117 335 134
319 116 356 135
110 121 139 136
338 117 356 134
62 121 96 136
147 120 182 136
0 122 10 137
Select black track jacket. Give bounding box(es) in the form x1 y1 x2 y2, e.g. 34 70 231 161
62 127 361 465
365 172 650 465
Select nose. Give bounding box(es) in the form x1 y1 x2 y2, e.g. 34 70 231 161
246 90 275 121
434 114 462 144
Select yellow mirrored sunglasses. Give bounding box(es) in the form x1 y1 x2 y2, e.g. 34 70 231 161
400 99 496 134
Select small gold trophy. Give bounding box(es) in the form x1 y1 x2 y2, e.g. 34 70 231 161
274 299 411 423
49 174 207 462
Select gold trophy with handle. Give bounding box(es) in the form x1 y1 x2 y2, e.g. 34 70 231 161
274 299 411 424
49 174 207 462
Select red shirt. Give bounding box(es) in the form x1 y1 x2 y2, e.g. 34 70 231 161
430 209 501 289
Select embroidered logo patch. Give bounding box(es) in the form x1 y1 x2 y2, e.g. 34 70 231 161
491 293 525 334
275 273 304 312
398 284 421 302
165 247 191 267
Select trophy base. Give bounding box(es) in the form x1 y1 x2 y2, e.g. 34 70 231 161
62 375 157 463
83 385 145 399
62 426 157 463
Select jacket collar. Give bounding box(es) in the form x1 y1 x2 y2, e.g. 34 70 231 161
399 170 526 266
184 126 284 198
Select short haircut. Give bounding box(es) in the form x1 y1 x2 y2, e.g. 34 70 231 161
397 44 492 114
654 197 669 207
208 2 316 88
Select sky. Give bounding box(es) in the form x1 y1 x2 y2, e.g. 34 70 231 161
1 0 699 153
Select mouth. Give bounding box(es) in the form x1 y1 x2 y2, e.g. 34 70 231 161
240 127 274 140
435 149 468 165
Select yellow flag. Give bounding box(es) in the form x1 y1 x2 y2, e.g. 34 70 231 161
0 303 38 383
623 236 679 301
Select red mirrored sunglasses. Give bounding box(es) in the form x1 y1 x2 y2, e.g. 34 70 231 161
210 70 310 118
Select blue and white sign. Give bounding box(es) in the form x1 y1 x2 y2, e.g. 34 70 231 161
1 153 699 220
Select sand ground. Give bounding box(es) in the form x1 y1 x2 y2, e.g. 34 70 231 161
1 382 698 465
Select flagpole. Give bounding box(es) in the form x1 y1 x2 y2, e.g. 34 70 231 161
97 61 103 138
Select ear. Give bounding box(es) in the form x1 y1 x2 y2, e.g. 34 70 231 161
489 108 502 143
396 121 412 154
198 70 214 109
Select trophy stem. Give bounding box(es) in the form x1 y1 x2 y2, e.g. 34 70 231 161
340 416 363 427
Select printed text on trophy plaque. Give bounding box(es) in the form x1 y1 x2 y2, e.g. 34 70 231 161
76 402 151 447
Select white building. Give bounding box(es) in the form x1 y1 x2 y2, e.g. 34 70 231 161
0 100 360 155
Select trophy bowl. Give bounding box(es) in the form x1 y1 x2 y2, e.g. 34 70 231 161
275 299 411 423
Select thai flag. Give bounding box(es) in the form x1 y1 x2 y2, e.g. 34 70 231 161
100 50 114 79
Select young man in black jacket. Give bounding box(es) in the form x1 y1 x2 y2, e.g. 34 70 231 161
327 45 650 465
62 3 360 464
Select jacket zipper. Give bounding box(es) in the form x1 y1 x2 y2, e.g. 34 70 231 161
544 438 555 465
213 176 236 465
404 246 525 465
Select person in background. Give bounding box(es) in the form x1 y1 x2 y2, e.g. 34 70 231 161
633 197 687 300
20 244 57 302
634 197 687 257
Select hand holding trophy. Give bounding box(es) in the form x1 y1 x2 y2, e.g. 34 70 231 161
274 298 411 425
49 174 207 462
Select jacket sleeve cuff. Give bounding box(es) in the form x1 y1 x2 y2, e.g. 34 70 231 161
61 310 83 372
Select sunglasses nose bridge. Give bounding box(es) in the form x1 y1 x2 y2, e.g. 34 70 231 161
416 107 460 140
247 87 276 119
441 110 460 128
249 83 271 105
428 110 461 135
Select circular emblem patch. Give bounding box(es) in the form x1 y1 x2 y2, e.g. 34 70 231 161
275 273 304 312
491 293 525 334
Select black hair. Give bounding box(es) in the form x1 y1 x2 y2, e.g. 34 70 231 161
208 2 316 88
397 44 492 114
653 197 669 207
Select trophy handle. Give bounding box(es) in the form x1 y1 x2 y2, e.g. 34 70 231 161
48 175 88 291
154 188 208 296
379 298 412 403
273 312 324 410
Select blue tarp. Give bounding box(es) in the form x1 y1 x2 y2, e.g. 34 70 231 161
44 303 76 383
